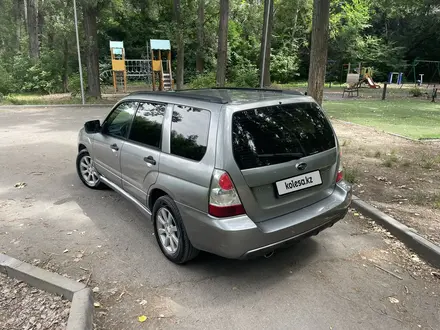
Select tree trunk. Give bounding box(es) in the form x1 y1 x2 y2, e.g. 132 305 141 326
13 0 22 50
216 0 229 87
62 38 69 92
259 0 274 87
37 0 44 50
174 0 184 90
291 4 300 43
23 0 28 33
307 0 330 105
196 0 205 73
83 4 101 98
26 0 39 60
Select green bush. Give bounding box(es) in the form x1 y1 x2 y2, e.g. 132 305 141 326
409 87 422 97
229 64 259 87
9 51 63 94
188 72 216 89
0 65 15 95
270 48 300 84
68 71 87 96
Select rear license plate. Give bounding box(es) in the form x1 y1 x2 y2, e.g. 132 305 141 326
275 170 322 196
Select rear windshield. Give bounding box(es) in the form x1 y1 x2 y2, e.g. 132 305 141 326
232 102 335 170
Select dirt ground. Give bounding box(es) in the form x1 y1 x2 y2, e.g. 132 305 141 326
0 274 70 330
333 120 440 246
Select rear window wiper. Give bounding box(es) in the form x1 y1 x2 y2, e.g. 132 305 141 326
257 153 304 159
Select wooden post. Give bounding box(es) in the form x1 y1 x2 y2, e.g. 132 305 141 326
159 50 162 91
382 82 388 100
151 49 155 91
123 70 127 93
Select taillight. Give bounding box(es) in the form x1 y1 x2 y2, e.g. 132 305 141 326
209 169 245 217
336 150 343 183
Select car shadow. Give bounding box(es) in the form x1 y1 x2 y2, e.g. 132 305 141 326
66 171 321 290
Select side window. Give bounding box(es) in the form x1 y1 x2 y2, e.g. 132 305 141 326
103 102 138 138
170 105 210 161
129 102 166 148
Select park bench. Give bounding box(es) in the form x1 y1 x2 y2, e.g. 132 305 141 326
343 73 361 98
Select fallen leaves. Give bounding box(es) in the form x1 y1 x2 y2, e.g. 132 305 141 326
411 254 421 263
14 182 27 189
73 251 84 262
374 176 392 185
138 315 147 322
388 297 399 304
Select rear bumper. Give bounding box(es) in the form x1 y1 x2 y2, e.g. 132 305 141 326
178 181 352 259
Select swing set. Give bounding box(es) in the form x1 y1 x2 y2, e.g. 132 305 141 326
412 59 440 87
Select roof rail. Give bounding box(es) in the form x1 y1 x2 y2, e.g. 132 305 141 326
128 90 228 104
207 87 304 96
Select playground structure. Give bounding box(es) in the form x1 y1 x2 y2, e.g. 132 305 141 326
342 63 381 89
412 59 440 87
150 39 173 91
104 39 174 92
109 41 127 93
388 72 404 85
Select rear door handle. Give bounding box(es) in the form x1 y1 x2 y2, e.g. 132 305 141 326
110 143 119 151
144 156 156 166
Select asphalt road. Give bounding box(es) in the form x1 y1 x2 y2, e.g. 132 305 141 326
0 105 438 330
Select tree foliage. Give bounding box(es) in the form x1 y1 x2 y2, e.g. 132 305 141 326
0 0 439 96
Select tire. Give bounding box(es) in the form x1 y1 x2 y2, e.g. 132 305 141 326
153 196 199 264
76 149 105 190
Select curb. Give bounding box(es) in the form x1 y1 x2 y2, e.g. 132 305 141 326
0 104 111 108
0 253 93 330
351 196 440 269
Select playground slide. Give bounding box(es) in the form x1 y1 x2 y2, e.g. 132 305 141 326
366 76 381 89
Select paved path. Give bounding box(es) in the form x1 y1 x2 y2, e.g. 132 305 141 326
0 106 438 329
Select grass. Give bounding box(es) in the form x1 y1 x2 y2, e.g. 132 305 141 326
323 99 440 139
419 154 440 169
433 196 440 209
344 166 359 184
273 81 310 88
410 191 430 206
382 158 394 167
382 151 399 167
402 160 411 167
0 93 116 105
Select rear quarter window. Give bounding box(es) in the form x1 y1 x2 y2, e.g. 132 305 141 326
170 105 210 161
232 102 335 170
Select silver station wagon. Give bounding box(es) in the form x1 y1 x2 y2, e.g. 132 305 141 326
76 88 352 264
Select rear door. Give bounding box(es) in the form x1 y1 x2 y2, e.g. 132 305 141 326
120 102 166 203
226 101 338 223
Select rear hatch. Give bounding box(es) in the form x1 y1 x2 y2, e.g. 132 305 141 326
229 101 338 223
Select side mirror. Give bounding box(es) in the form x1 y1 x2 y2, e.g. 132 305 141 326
84 120 101 134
